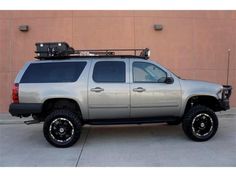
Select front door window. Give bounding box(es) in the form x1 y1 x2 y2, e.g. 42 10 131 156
133 62 167 83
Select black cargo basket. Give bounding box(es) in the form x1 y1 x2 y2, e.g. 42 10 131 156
35 42 74 59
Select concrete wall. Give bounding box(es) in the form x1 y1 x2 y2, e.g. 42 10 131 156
0 10 235 112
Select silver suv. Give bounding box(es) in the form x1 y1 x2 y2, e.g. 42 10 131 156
9 42 232 147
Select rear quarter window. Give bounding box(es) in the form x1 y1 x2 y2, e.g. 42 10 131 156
20 62 86 83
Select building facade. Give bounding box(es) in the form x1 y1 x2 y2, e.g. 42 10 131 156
0 10 235 112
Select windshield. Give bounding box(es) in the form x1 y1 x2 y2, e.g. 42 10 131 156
170 70 181 79
153 61 181 79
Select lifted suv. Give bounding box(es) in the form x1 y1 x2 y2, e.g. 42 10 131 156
9 42 232 147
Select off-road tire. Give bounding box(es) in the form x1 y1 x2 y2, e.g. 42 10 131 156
182 105 218 141
43 109 82 148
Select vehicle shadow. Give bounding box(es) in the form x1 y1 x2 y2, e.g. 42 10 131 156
82 123 186 145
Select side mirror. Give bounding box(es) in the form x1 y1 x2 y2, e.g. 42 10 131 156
165 77 174 84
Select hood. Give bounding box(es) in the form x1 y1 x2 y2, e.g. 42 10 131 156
181 79 222 88
180 79 223 97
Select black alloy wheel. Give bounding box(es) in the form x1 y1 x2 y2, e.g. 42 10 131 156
43 109 82 148
182 105 218 141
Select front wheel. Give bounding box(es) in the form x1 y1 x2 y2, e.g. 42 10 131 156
182 105 218 141
43 109 82 148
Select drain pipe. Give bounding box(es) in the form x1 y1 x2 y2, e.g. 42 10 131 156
226 49 231 85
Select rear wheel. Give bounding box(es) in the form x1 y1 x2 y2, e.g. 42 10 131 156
182 105 218 141
43 109 82 148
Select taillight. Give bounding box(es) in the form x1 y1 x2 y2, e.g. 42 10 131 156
12 83 19 103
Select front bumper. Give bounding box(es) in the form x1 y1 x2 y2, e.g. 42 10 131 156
218 99 230 111
218 85 232 111
9 103 42 117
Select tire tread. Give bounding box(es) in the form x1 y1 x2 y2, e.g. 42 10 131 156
43 109 81 148
182 105 218 141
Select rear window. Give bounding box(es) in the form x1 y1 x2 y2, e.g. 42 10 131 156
93 61 125 83
20 62 86 83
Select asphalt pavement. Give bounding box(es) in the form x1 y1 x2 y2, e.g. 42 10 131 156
0 109 236 167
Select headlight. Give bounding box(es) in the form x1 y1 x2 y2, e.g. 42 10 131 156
217 89 223 99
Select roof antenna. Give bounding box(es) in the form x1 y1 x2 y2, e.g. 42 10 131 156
226 49 231 85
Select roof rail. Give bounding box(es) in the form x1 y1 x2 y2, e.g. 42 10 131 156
35 42 150 60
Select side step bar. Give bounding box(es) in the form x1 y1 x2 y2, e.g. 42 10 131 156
24 119 40 125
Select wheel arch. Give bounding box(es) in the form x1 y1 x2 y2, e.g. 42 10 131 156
182 94 221 115
41 98 83 120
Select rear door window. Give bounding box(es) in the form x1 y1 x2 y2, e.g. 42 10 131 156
92 61 126 83
20 62 86 83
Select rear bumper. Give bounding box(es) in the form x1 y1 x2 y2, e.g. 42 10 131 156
9 103 42 117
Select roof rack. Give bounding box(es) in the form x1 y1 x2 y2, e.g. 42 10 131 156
35 42 150 60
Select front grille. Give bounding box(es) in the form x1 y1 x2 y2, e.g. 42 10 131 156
222 85 232 99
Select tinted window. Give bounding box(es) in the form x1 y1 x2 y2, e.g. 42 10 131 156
93 61 125 83
21 62 86 83
133 62 167 83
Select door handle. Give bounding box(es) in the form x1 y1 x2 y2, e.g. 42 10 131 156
90 87 104 92
133 87 146 92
